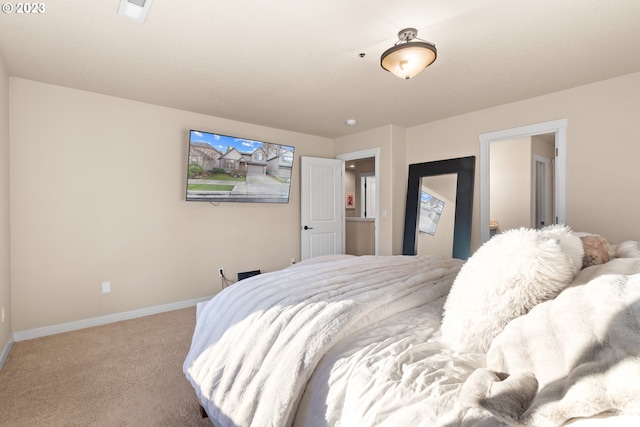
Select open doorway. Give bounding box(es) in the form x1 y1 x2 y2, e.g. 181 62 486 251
337 149 379 255
479 119 567 244
489 134 555 234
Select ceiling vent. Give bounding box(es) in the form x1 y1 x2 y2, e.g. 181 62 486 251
118 0 153 23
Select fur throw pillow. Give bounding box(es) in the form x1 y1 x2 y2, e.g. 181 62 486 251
440 225 584 353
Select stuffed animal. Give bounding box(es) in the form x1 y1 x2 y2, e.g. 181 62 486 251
578 234 609 268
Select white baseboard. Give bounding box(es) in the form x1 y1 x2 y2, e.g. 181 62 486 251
12 296 213 342
0 334 14 372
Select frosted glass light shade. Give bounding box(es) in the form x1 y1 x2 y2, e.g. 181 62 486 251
380 41 437 79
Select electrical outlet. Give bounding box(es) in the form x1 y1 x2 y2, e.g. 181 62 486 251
102 281 111 294
218 267 224 278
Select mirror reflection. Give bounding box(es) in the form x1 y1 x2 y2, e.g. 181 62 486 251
417 174 457 257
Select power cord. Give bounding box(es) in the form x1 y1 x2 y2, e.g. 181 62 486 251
221 272 236 289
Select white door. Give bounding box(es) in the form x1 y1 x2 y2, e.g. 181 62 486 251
300 156 344 260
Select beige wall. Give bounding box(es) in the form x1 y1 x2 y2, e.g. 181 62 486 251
390 125 408 254
490 137 531 232
9 78 332 331
407 71 640 251
7 71 640 334
0 54 11 354
345 219 375 255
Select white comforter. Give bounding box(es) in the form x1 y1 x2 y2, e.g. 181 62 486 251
183 255 464 427
294 298 487 426
461 258 640 426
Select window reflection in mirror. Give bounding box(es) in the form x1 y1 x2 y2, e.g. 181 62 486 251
417 174 457 257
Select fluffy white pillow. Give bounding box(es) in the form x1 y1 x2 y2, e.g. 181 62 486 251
440 225 583 353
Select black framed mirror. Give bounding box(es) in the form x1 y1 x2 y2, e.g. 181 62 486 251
402 156 475 260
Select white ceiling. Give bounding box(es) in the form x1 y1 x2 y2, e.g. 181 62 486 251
1 0 640 139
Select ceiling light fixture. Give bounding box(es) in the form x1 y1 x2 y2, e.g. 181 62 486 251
118 0 153 23
380 28 437 80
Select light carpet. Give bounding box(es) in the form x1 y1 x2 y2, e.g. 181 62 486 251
0 307 212 427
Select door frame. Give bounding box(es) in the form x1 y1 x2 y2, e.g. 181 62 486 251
479 119 567 244
337 148 380 255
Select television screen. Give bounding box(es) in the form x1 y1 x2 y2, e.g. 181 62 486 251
186 130 295 203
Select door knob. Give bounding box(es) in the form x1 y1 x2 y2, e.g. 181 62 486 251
303 225 314 230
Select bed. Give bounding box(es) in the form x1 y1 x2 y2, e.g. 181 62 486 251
183 225 640 427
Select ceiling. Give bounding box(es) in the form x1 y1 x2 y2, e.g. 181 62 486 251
1 0 640 139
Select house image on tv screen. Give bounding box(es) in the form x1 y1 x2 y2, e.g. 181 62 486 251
186 130 295 203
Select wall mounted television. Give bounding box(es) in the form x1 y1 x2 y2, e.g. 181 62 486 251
186 130 295 203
